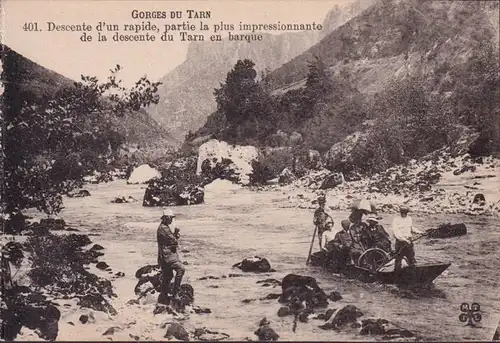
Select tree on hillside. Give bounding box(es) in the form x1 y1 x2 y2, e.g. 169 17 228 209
453 40 500 155
214 59 275 144
302 55 333 115
1 64 161 225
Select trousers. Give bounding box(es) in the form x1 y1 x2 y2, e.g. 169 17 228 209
394 239 417 271
158 258 185 304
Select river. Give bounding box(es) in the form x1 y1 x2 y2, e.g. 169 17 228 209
50 180 500 341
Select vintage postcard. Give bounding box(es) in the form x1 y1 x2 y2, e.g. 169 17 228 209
1 0 499 341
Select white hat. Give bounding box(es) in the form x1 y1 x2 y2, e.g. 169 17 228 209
162 209 175 217
366 215 379 223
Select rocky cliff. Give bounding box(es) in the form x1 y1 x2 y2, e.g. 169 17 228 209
147 0 374 144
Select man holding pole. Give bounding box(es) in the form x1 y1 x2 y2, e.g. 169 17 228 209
313 195 334 250
390 206 424 271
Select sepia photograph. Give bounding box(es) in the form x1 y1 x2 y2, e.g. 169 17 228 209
1 0 499 341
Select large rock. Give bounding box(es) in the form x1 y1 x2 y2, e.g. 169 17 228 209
232 257 275 273
143 179 204 207
426 223 467 239
197 140 260 185
127 164 161 184
1 286 61 341
319 305 364 329
324 132 370 175
254 318 279 341
279 274 330 310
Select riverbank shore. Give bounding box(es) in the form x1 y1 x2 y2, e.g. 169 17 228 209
273 153 500 217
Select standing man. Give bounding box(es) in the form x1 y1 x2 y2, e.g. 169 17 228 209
391 206 424 271
313 196 334 250
157 209 186 304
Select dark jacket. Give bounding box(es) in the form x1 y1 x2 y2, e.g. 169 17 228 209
157 223 179 265
331 230 364 254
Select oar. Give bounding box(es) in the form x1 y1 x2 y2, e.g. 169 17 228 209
376 231 430 272
306 226 318 266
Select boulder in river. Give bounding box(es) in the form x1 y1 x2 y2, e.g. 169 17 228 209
67 189 91 198
232 257 275 273
319 305 364 329
197 139 260 185
165 323 189 341
143 178 204 207
127 164 161 184
426 223 467 239
254 317 279 341
279 274 330 310
133 264 195 311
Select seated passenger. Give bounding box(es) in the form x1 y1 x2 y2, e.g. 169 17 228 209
325 220 364 271
363 216 392 253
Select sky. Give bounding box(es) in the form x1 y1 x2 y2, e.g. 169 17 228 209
2 0 351 86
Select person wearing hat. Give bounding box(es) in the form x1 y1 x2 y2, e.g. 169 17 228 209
362 215 392 253
326 219 364 271
390 206 424 271
313 195 334 250
157 208 185 304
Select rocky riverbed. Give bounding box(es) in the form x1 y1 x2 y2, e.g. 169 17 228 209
6 176 500 341
278 152 500 217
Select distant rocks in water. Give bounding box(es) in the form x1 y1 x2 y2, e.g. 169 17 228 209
254 317 279 341
143 178 204 207
426 223 467 239
111 196 137 203
67 189 91 198
24 218 80 235
197 139 260 185
453 165 476 176
90 244 104 251
232 256 275 273
127 164 162 184
96 261 110 270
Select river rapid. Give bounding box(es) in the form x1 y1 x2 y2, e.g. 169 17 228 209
50 180 500 341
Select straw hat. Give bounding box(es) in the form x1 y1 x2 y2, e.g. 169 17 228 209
162 209 175 217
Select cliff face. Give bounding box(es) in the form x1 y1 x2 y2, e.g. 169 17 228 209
147 0 373 145
268 0 499 95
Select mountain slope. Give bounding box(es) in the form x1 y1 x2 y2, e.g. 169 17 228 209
0 44 175 148
147 0 375 145
268 0 499 95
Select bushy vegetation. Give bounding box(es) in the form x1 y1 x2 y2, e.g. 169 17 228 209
1 62 161 218
189 33 499 176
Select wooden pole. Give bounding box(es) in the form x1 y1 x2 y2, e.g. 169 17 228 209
306 226 318 266
376 231 429 271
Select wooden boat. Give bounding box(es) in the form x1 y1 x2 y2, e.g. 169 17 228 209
310 248 451 287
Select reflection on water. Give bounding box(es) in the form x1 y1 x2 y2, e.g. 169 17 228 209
51 180 500 341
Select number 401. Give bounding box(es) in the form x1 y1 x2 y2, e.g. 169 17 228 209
23 22 40 31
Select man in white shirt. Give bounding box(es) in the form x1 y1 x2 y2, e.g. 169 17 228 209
391 206 424 271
